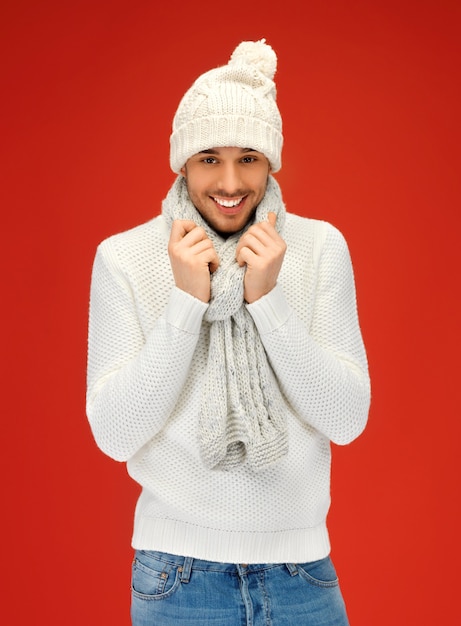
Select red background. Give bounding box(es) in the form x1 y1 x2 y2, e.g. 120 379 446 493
2 1 460 624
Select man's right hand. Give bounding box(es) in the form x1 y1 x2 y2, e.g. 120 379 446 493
168 220 219 303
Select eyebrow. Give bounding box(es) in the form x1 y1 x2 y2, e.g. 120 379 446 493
199 148 257 155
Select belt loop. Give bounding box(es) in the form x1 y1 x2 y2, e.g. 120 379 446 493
286 563 298 576
180 556 193 583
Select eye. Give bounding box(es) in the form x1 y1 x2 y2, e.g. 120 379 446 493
202 157 218 164
241 156 256 164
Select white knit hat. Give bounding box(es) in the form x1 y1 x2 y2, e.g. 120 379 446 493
170 39 283 173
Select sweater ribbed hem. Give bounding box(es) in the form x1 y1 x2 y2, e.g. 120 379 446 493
131 516 331 564
164 287 208 334
246 284 292 335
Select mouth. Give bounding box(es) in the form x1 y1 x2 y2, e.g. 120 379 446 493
212 195 247 215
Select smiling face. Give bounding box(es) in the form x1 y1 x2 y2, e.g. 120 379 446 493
180 147 271 237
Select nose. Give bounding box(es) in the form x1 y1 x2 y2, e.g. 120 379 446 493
217 163 243 195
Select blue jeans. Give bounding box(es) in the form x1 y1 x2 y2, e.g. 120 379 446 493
131 550 350 625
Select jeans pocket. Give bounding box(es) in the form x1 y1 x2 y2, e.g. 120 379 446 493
131 551 182 601
296 556 339 588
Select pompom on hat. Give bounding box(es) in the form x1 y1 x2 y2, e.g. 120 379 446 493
170 39 283 173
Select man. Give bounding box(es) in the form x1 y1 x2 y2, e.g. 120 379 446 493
87 39 370 625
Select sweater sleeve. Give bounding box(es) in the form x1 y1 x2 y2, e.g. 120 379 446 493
86 242 208 461
247 223 370 445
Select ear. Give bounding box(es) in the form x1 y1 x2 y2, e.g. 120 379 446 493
180 165 187 177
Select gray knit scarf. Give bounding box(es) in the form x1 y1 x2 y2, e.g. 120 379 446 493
162 175 288 471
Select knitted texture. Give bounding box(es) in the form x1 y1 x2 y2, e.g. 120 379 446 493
86 213 371 563
170 39 283 173
162 175 288 471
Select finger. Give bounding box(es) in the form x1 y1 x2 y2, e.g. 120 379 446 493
182 225 210 245
170 219 197 242
236 247 249 267
237 232 267 257
173 225 211 250
194 242 219 274
236 245 258 268
182 235 219 272
236 227 273 256
268 212 277 227
208 252 220 274
188 237 212 253
249 218 286 248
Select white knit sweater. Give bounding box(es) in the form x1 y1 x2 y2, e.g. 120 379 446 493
86 213 370 564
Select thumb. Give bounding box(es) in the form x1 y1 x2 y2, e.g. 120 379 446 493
268 212 277 227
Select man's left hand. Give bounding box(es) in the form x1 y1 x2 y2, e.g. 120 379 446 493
236 212 287 304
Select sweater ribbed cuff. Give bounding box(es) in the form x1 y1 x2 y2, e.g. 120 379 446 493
164 286 208 334
246 284 292 335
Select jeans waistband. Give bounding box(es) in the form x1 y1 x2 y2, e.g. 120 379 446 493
135 550 300 577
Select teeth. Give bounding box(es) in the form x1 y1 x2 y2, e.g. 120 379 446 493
213 197 243 208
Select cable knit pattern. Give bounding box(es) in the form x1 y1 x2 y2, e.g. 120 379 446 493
170 39 283 173
162 175 287 471
86 212 370 564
